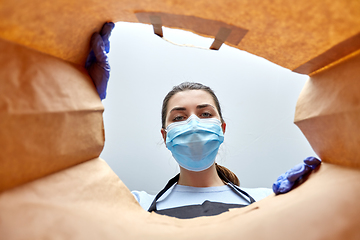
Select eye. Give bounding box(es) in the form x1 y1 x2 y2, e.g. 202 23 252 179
200 112 212 118
173 115 186 121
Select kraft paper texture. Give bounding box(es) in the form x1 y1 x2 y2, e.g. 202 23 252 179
0 158 359 240
0 38 105 192
294 51 360 168
0 0 359 74
1 1 360 239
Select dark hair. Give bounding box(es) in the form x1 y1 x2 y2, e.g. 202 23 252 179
161 82 224 129
161 82 240 186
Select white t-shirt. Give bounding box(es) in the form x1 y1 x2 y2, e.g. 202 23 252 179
132 183 273 211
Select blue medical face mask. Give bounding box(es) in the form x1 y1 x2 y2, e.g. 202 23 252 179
165 115 224 172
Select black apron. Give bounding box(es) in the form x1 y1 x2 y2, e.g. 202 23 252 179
148 169 256 219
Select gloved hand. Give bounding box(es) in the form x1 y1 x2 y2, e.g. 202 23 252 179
85 22 115 100
272 156 321 195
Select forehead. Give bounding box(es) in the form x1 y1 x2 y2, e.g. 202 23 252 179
167 89 216 110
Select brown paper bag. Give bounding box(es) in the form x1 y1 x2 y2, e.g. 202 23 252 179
295 52 360 168
0 38 105 192
0 0 359 74
1 158 359 240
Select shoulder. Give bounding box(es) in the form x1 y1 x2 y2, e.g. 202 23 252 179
240 187 273 201
131 190 156 211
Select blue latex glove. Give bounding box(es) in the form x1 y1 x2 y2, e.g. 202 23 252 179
272 157 321 195
85 22 115 100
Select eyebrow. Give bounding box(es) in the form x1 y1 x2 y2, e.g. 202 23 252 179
169 104 215 113
196 104 215 110
169 107 186 113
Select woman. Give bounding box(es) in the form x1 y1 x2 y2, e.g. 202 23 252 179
86 22 321 219
132 82 273 219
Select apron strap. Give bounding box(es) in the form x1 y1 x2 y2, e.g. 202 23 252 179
148 169 256 212
216 168 256 204
148 174 179 212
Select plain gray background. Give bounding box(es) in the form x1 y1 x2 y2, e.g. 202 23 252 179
100 22 317 194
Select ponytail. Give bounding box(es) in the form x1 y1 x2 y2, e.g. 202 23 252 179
215 163 240 186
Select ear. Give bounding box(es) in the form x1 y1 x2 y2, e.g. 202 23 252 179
161 128 167 144
221 122 226 134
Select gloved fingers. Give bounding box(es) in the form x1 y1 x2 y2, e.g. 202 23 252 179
286 164 311 182
273 177 294 195
85 50 96 69
273 157 322 195
100 22 115 38
100 22 115 53
272 182 281 195
304 156 321 170
275 172 287 182
85 22 113 101
90 33 108 63
87 63 110 100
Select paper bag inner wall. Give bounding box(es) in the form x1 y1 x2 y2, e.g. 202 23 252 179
0 38 105 192
1 158 359 240
0 0 359 74
294 51 360 168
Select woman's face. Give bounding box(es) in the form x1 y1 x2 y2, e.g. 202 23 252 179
161 89 226 141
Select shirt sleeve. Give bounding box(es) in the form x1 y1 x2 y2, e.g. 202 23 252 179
131 190 156 211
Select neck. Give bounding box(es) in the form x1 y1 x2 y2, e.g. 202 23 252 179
177 164 225 187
